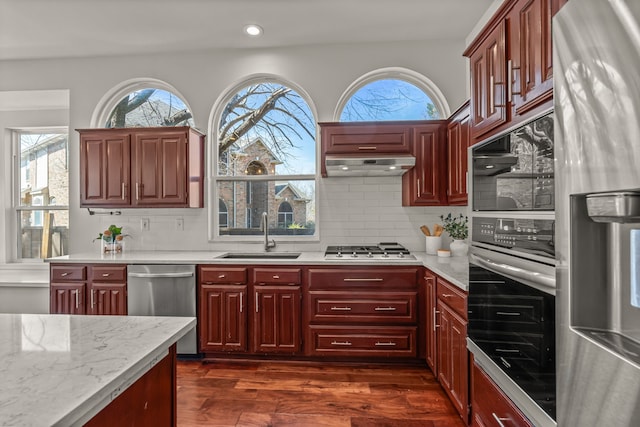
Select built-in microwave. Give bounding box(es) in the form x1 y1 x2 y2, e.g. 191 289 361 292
471 112 554 212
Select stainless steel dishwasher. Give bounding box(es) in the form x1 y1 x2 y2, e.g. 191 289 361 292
127 264 197 355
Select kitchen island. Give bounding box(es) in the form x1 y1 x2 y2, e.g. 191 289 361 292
0 313 195 427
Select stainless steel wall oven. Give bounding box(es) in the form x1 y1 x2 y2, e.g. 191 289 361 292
468 111 556 427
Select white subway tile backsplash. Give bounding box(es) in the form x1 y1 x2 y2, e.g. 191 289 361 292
85 175 467 253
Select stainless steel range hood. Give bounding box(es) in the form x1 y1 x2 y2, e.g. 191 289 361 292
324 155 415 177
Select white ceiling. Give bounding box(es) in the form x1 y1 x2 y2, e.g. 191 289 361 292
0 0 495 61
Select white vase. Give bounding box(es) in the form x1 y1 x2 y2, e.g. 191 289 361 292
449 239 468 257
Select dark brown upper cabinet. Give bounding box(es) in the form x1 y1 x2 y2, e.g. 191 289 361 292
79 126 204 208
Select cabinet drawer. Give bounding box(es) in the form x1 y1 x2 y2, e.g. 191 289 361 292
253 268 301 285
437 278 467 319
51 265 86 282
308 267 418 290
472 362 532 427
308 326 417 357
320 123 412 155
308 291 417 323
90 265 127 282
200 267 247 284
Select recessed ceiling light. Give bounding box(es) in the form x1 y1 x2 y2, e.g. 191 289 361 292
244 24 263 37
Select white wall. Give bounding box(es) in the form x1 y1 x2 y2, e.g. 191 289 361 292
0 39 469 259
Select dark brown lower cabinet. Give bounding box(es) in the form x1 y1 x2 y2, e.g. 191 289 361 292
200 284 247 352
252 285 302 354
85 344 177 427
49 264 127 315
471 361 532 427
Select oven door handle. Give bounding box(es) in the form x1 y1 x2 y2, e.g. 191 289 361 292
470 252 555 290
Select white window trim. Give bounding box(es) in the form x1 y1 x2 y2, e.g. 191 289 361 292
90 78 196 128
11 127 69 263
333 67 451 121
208 73 320 243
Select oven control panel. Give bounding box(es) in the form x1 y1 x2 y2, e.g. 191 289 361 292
472 217 555 258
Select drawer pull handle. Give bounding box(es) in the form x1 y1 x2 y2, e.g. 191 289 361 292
441 293 454 298
218 274 226 279
61 272 69 277
240 292 243 313
90 289 95 308
272 275 280 279
343 278 384 282
434 309 440 330
330 306 352 311
375 341 397 347
374 307 397 311
330 341 352 346
358 146 377 151
75 289 79 309
496 348 519 353
102 273 110 277
492 413 509 427
496 311 521 316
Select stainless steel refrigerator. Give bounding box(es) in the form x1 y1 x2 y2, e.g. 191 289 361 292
555 0 640 425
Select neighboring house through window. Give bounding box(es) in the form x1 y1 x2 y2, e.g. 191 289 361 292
15 130 69 260
212 77 317 239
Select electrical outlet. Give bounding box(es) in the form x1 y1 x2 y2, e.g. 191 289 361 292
141 218 150 231
175 217 184 231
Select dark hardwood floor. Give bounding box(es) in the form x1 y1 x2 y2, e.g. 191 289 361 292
176 360 466 427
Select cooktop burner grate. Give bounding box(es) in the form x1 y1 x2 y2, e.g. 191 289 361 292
324 242 414 260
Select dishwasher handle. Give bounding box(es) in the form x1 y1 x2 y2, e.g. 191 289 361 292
128 271 194 279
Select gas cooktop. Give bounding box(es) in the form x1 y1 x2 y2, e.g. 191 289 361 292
324 242 416 260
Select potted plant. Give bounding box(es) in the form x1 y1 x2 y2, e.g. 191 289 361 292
440 213 468 256
95 224 127 253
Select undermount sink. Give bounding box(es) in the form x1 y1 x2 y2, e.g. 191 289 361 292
217 252 301 260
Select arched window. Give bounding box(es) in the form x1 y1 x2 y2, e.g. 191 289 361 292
105 88 194 128
277 202 294 228
218 199 228 228
211 75 317 239
336 68 450 121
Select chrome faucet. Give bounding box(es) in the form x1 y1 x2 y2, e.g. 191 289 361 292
262 212 276 251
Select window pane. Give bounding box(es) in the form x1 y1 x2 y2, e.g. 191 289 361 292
340 79 439 121
20 133 68 207
217 83 316 176
217 180 315 236
105 89 194 128
19 209 69 259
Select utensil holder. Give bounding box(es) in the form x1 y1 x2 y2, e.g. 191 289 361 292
425 236 442 255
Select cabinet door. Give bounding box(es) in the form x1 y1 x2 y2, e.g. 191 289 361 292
132 130 188 207
80 131 130 207
449 305 469 421
470 20 507 138
253 285 301 354
510 0 554 115
471 362 532 427
200 285 247 352
438 300 470 422
446 103 470 205
50 283 86 314
89 282 127 315
424 270 438 375
402 123 447 206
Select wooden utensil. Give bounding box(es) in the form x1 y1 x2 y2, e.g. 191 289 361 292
434 224 443 237
420 225 431 236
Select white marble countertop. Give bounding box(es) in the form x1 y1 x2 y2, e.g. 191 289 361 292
0 314 195 427
47 250 469 291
